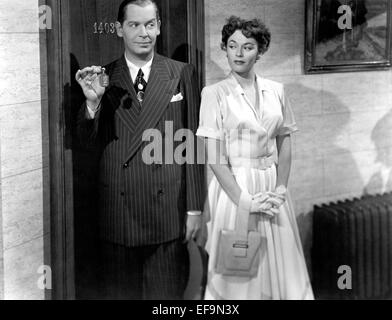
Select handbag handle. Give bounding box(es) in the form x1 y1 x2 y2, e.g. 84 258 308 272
236 192 253 238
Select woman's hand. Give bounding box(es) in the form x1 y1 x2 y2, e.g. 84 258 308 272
251 186 287 218
250 192 270 212
267 185 287 208
250 192 275 218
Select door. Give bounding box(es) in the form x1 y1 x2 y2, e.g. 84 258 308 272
46 0 205 299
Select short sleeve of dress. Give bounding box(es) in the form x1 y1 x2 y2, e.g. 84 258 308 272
277 85 299 136
196 86 225 141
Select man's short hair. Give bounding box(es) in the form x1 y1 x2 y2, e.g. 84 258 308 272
117 0 161 25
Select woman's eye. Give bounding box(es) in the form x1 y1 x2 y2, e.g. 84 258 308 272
244 46 254 51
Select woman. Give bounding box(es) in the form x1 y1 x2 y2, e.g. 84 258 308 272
196 16 314 300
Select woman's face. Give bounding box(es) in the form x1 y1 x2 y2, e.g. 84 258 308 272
225 29 259 76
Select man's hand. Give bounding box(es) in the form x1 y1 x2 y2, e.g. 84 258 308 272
184 215 202 242
75 66 106 109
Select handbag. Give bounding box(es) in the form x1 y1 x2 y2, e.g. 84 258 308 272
215 195 263 278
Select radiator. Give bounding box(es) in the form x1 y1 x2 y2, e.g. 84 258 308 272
312 192 392 299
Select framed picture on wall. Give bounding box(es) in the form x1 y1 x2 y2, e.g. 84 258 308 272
305 0 392 73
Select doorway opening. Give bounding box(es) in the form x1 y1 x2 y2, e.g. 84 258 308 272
46 0 204 299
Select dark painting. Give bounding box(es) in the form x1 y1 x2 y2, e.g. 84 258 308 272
306 0 392 73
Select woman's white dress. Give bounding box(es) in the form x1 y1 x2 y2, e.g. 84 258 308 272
196 73 314 300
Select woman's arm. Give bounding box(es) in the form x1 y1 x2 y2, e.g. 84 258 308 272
207 138 242 205
276 134 292 188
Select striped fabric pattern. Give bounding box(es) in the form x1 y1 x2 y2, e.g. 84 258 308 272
77 54 205 247
100 239 189 299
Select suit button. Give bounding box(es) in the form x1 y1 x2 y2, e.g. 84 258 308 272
157 189 164 196
120 192 125 196
123 163 128 168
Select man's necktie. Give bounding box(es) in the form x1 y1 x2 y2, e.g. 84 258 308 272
134 69 147 105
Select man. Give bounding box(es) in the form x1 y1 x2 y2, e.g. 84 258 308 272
75 0 204 300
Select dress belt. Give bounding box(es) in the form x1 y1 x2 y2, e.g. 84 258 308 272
229 155 275 170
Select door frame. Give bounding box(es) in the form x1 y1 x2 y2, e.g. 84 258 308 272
46 0 205 299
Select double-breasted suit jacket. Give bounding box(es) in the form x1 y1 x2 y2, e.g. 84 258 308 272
77 54 205 247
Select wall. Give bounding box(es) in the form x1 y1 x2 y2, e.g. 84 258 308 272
204 0 392 271
0 0 49 299
0 112 3 299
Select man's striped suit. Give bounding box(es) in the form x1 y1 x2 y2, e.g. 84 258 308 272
77 54 205 299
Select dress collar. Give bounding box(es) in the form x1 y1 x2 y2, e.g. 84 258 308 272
228 72 270 96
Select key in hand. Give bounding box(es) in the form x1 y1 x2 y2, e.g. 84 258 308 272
99 67 109 87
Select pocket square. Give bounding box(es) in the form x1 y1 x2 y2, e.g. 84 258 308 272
170 92 184 102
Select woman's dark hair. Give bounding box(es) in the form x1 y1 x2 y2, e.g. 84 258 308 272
117 0 160 25
221 16 271 54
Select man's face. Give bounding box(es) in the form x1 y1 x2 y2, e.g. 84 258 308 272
116 3 161 60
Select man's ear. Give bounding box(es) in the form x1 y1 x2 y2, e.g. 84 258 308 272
115 21 123 38
156 20 161 36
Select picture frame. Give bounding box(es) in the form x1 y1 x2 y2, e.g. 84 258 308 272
305 0 392 74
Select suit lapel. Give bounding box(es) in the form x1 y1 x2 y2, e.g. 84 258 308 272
124 54 180 163
108 56 139 132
